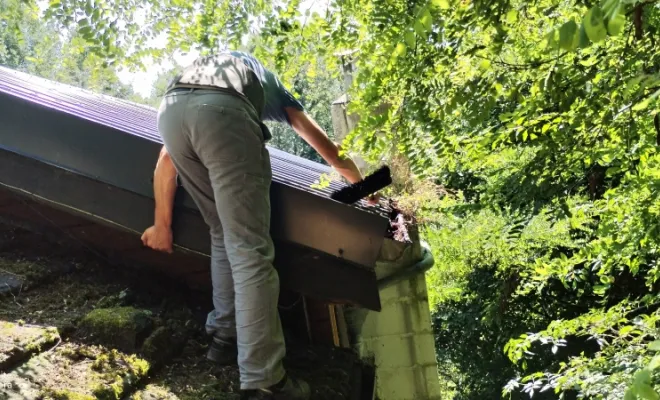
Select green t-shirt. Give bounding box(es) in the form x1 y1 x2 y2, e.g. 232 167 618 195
168 51 305 141
229 51 305 126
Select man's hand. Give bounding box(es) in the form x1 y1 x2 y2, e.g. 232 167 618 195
142 146 177 254
141 225 174 254
366 193 381 206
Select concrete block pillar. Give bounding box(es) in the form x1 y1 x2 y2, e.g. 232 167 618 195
346 231 442 400
330 51 441 398
330 50 369 172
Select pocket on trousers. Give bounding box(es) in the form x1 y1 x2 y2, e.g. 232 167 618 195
194 104 253 164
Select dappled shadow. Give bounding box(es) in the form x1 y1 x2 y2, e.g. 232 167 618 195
167 54 265 117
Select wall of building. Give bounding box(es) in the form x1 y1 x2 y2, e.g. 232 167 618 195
346 235 442 400
330 65 441 397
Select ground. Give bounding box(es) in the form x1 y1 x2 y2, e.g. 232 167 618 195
0 223 362 399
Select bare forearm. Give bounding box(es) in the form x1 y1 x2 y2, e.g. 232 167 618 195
287 108 364 184
153 146 177 228
331 149 363 184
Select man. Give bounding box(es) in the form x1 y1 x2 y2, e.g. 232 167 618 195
141 50 375 399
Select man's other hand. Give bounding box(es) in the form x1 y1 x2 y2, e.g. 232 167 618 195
141 225 174 254
366 193 381 206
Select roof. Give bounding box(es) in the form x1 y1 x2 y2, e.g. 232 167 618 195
0 66 381 212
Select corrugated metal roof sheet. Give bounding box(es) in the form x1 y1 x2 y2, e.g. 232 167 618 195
0 66 384 213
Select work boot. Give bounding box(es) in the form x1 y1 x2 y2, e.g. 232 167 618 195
240 374 311 400
206 336 237 366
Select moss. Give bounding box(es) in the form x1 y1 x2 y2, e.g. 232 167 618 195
24 330 57 352
21 326 59 353
141 326 185 367
126 354 150 376
58 347 78 360
76 346 99 359
40 389 95 400
0 322 60 369
131 385 179 400
92 369 149 400
81 307 151 331
15 344 149 400
88 347 150 400
78 307 153 352
91 350 116 372
46 326 60 341
92 349 149 375
23 340 43 353
92 380 123 400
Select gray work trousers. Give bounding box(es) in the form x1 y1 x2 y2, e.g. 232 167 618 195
156 89 286 390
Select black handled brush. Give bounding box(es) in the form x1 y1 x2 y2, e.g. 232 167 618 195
330 166 392 204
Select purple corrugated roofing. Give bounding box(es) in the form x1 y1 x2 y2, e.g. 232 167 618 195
0 66 385 212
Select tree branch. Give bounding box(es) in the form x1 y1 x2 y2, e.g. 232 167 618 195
614 87 660 119
626 0 659 16
472 54 567 71
634 4 644 40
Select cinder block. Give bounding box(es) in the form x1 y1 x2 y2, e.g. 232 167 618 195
356 301 434 338
357 333 437 368
423 364 443 398
379 275 431 303
346 241 442 400
375 365 440 400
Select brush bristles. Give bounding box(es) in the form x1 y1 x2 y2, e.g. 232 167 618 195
330 166 392 204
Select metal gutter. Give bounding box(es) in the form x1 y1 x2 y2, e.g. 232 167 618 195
377 243 435 290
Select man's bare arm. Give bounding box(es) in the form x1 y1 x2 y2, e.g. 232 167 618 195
286 107 364 184
153 146 177 227
141 145 177 253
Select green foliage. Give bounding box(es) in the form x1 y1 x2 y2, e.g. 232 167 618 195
42 389 96 400
422 193 596 398
0 0 142 101
25 0 660 397
264 50 343 163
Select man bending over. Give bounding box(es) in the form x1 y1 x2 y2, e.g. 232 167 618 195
141 50 374 400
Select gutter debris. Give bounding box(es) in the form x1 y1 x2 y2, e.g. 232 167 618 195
385 201 415 244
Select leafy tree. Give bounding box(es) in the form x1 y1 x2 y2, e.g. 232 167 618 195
29 0 660 398
1 0 139 100
0 0 61 72
145 64 182 107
